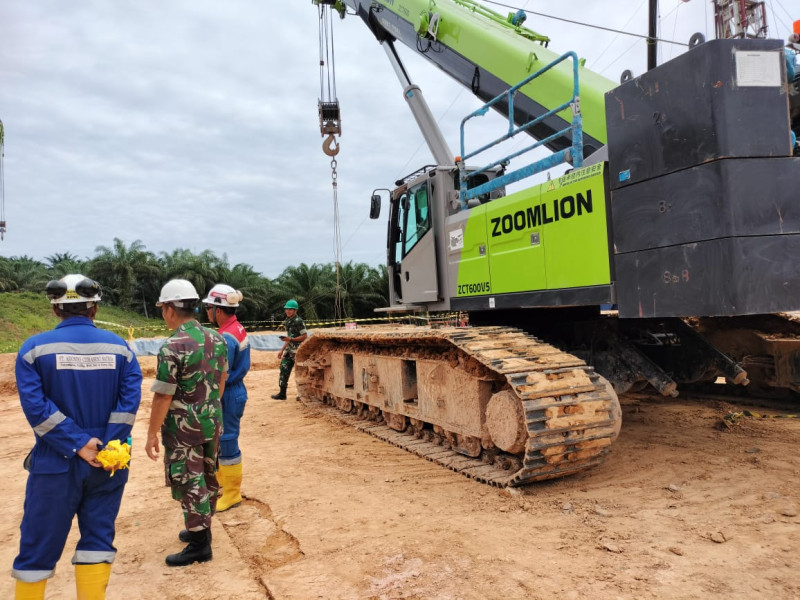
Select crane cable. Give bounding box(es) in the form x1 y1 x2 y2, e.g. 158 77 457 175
0 119 5 241
482 0 691 47
318 3 345 320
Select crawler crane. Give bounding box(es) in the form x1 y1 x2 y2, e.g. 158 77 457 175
297 0 800 485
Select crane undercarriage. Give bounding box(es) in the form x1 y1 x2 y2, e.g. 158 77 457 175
295 326 621 486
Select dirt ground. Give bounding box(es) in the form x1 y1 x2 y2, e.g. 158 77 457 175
0 350 798 600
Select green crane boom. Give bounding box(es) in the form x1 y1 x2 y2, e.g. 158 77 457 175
317 0 615 154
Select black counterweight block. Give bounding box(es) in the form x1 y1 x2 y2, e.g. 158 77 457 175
606 38 792 190
611 157 800 254
616 234 800 318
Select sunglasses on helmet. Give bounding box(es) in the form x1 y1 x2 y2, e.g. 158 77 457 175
45 278 102 300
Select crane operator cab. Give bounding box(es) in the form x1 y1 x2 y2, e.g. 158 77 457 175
370 164 506 310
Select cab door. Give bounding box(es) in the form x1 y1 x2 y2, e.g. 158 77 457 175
394 180 439 304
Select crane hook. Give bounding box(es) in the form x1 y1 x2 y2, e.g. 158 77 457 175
323 133 340 157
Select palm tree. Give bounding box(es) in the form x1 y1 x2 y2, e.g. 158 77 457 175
0 256 50 292
223 263 274 322
273 263 336 321
337 262 388 318
88 239 160 311
159 248 228 296
46 252 87 279
0 257 19 292
371 263 390 309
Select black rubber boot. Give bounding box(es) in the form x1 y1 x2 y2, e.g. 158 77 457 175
166 528 212 566
271 386 287 400
178 528 212 544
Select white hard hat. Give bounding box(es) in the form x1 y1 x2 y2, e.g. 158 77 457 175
46 274 102 305
156 279 199 307
203 283 243 308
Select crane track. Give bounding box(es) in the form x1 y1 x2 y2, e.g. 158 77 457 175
296 326 621 487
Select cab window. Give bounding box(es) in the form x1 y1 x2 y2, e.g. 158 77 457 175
400 182 431 257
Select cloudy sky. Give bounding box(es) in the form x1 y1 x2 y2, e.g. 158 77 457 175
0 1 794 277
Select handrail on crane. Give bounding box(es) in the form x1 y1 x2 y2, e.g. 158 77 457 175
457 51 584 210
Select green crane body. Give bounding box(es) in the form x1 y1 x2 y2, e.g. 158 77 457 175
314 0 800 396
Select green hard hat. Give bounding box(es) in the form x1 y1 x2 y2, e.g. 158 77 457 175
284 299 299 310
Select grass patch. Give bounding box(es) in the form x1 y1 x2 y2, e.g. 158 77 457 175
0 292 168 353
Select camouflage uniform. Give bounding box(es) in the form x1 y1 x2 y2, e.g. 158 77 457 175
278 314 307 388
151 320 228 531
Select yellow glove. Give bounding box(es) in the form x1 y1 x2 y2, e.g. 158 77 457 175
96 440 131 476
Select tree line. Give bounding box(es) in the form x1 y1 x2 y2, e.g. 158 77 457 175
0 238 389 324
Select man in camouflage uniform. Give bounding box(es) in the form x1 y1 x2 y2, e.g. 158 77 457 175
271 299 308 400
144 279 228 567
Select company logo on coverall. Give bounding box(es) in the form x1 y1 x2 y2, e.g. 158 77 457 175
490 190 594 238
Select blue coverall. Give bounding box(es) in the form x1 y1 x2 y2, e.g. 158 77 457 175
12 316 142 582
218 316 250 465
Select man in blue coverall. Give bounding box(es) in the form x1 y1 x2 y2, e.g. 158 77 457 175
202 283 251 512
12 274 142 600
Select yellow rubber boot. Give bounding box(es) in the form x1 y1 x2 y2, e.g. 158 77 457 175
15 579 46 600
216 462 243 512
75 563 111 600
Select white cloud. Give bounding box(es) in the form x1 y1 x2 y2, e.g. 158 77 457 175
0 0 793 277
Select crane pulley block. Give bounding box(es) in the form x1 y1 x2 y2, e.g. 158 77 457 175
319 100 342 136
319 100 341 157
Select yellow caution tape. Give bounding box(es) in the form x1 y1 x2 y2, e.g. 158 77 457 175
96 440 131 476
86 312 471 342
238 312 469 329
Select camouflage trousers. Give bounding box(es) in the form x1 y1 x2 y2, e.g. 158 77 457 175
164 438 220 531
278 354 296 388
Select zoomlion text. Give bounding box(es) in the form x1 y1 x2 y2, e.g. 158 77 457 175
490 191 593 238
